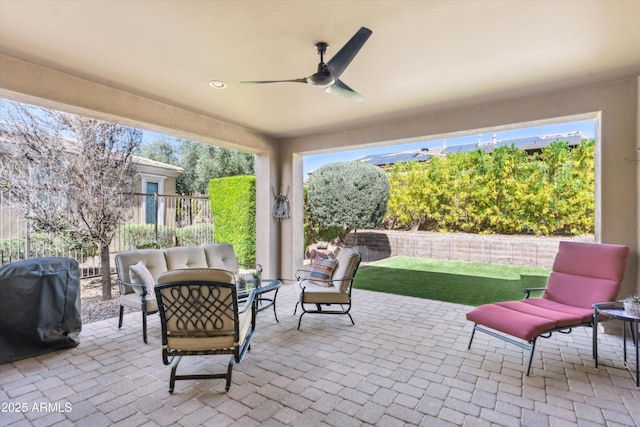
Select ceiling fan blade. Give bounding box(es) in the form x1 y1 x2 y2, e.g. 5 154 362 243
326 27 372 80
325 79 364 101
241 78 308 84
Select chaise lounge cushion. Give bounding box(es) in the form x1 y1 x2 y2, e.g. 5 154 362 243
521 298 594 323
502 300 585 325
465 304 556 342
466 241 630 343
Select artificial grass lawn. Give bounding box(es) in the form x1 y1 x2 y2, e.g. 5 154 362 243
353 256 551 307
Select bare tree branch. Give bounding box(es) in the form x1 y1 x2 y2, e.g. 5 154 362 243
1 101 141 299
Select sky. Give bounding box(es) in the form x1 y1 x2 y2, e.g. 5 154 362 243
302 119 595 177
3 97 593 180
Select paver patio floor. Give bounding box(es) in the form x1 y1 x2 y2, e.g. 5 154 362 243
1 284 639 426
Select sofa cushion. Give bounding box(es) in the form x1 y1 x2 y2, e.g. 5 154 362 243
129 261 156 296
115 249 168 283
296 280 350 304
309 257 337 283
203 243 239 273
164 246 208 270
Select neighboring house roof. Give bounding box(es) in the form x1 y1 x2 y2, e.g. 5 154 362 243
132 155 184 178
358 132 586 167
0 135 184 178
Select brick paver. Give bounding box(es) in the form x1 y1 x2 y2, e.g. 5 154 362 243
1 284 639 426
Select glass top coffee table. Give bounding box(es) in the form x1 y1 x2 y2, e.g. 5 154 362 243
238 279 282 322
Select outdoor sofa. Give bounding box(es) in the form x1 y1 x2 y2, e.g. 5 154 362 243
115 243 258 342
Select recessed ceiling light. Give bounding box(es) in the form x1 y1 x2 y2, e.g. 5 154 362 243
209 80 227 89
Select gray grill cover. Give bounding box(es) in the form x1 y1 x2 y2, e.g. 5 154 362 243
0 257 81 364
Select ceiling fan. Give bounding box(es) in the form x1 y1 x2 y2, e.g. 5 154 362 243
241 27 372 101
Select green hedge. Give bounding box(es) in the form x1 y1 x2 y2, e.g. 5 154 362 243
209 175 256 265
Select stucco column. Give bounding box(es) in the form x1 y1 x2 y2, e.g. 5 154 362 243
255 153 280 280
277 152 304 282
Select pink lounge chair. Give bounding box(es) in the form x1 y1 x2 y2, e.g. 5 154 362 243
466 241 629 375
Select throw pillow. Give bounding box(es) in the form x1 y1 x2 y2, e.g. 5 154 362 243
309 257 337 283
129 261 156 296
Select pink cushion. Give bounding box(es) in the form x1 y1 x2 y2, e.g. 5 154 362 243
522 298 594 323
543 272 620 308
552 241 628 281
496 300 583 327
467 241 629 344
466 304 556 342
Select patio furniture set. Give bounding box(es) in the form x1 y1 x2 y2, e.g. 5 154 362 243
2 241 635 394
114 243 362 392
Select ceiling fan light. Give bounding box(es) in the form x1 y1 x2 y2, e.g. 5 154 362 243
209 80 227 89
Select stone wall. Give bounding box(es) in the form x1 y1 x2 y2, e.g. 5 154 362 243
344 230 593 268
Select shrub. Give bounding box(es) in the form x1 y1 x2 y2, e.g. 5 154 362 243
175 223 215 246
0 233 98 264
117 224 175 250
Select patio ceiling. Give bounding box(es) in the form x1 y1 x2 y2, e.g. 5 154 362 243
1 1 639 141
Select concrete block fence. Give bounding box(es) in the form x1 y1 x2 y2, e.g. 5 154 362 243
344 230 593 268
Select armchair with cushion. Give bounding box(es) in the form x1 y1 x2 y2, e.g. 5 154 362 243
294 247 361 329
466 241 629 376
155 268 256 393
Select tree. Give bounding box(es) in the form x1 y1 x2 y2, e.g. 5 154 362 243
138 138 255 195
308 162 390 245
0 101 141 300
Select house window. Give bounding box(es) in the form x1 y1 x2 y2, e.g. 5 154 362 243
140 175 166 226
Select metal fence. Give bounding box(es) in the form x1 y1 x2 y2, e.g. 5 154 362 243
1 192 214 277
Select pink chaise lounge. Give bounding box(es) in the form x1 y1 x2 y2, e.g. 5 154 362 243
466 241 629 375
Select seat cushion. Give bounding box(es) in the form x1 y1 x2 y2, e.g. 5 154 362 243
167 305 252 351
466 304 556 342
521 298 594 323
497 300 584 327
296 280 350 304
120 292 158 312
